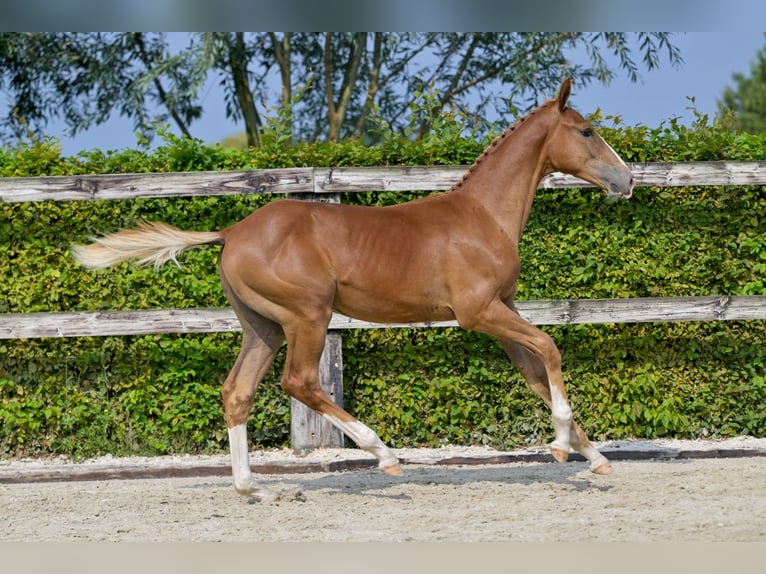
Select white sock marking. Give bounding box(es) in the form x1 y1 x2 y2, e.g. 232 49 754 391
323 414 399 468
228 424 252 491
549 385 573 451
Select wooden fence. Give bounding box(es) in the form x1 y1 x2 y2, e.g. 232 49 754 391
3 161 766 204
3 161 766 451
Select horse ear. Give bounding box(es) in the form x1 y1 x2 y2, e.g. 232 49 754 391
558 77 573 112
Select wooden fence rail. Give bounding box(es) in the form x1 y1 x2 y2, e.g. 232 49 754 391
3 161 766 203
3 296 766 340
3 161 766 451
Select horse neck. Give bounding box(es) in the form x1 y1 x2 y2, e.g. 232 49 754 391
453 106 554 242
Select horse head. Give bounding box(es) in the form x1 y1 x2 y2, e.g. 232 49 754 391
544 77 635 199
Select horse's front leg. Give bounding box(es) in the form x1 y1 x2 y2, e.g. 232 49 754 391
458 298 610 473
501 339 612 474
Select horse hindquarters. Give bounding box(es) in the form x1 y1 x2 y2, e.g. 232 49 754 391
218 229 403 498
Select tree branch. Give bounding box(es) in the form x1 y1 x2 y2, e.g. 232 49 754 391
325 33 366 142
334 33 366 140
269 32 292 107
353 32 383 139
269 32 292 140
226 32 262 148
416 34 479 138
324 32 337 139
132 33 193 138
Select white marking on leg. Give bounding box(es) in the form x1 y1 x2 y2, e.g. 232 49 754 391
549 385 572 453
570 436 610 471
228 424 253 494
323 414 399 469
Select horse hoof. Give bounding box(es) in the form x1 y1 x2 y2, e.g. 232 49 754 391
235 483 278 502
550 447 569 464
591 462 613 475
381 462 404 476
249 488 279 503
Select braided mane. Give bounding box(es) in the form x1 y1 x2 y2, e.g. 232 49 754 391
451 99 556 191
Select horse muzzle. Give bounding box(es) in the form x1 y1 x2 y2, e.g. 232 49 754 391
602 170 635 200
618 176 636 199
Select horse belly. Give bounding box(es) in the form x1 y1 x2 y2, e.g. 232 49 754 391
332 269 454 324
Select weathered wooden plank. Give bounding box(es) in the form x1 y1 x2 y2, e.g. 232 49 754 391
330 296 766 327
513 296 766 324
316 161 766 192
2 296 764 339
0 308 242 339
3 162 766 204
314 165 599 191
0 168 314 203
537 161 766 189
316 165 468 192
629 161 766 187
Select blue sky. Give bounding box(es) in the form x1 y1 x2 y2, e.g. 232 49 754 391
36 31 766 156
573 32 766 126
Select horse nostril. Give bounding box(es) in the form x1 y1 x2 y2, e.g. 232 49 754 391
624 177 635 199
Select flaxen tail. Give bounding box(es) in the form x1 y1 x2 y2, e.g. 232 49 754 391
71 221 225 270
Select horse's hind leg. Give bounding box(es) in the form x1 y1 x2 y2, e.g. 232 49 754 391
220 280 285 499
222 325 283 499
280 321 402 476
502 340 612 475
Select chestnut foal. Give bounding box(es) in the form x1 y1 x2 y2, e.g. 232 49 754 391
73 78 634 501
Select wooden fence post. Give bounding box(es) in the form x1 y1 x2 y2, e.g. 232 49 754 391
288 188 346 452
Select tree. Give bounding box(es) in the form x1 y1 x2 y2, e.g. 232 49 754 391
220 32 683 144
0 32 683 148
718 36 766 134
0 32 206 143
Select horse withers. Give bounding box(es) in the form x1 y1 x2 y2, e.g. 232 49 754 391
72 78 635 501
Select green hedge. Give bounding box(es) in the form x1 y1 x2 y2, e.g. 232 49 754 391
1 116 765 458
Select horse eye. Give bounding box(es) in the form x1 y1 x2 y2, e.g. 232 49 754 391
580 128 594 137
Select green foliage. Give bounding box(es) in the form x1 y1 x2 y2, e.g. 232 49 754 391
718 35 766 134
1 115 765 458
